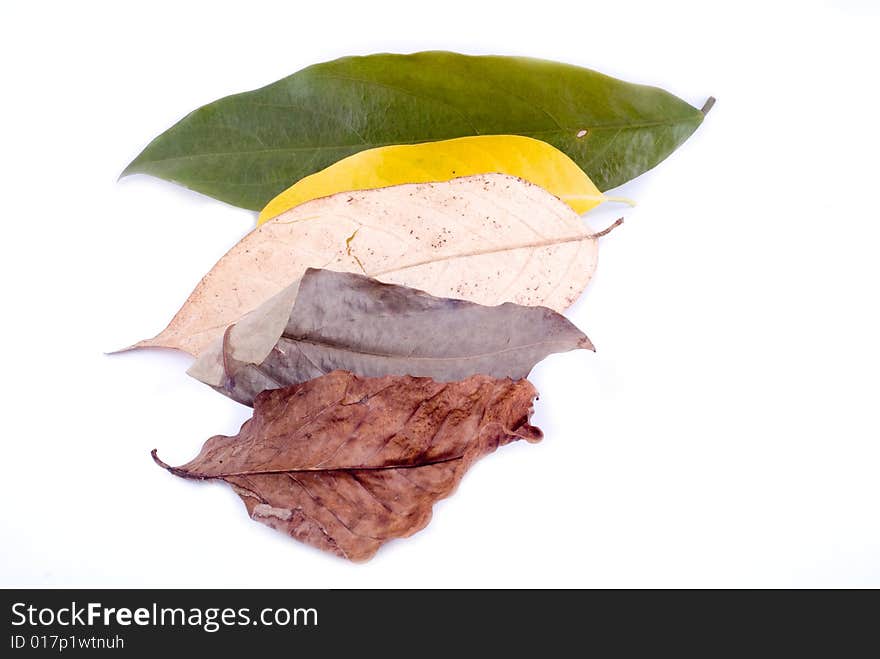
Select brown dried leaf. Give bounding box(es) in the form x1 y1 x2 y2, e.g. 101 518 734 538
153 371 541 561
189 268 593 407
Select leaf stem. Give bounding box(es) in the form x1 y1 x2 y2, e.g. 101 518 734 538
604 195 637 207
701 97 716 115
592 217 624 239
151 449 199 479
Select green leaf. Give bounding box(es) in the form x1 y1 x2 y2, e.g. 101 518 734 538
122 52 710 211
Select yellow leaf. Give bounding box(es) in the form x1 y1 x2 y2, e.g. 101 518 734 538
258 135 627 224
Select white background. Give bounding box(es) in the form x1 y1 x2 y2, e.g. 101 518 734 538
1 0 878 588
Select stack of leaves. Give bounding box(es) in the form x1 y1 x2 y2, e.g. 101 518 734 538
120 52 711 560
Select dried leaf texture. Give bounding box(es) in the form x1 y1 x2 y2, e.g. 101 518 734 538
189 268 593 406
131 174 603 356
153 371 542 561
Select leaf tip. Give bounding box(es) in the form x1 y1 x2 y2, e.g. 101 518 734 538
104 338 160 356
118 155 143 182
105 341 142 356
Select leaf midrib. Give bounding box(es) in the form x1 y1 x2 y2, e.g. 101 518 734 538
205 453 465 478
128 118 699 169
276 334 586 363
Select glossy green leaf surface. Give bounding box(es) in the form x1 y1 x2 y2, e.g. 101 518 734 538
123 52 708 210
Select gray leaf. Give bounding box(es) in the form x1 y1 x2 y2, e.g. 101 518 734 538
188 268 593 406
